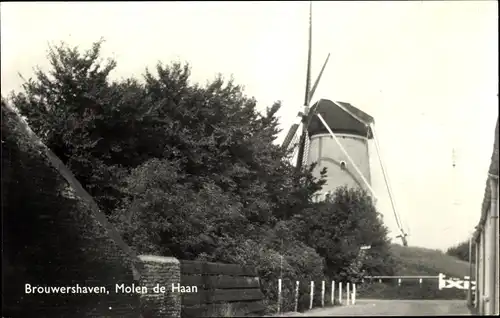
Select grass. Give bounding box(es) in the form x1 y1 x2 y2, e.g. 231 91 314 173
268 244 474 315
355 244 474 301
390 244 473 278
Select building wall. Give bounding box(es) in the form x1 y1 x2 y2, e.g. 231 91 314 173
474 178 499 315
470 118 497 315
307 133 371 197
484 216 493 315
496 189 499 315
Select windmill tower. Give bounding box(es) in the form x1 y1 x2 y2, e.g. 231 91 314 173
306 100 374 198
281 1 409 246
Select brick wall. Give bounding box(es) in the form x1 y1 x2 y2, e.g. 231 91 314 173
138 255 181 318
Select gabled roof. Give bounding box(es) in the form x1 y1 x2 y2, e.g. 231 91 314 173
307 99 374 138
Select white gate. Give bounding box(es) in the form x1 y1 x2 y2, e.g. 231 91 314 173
438 273 476 290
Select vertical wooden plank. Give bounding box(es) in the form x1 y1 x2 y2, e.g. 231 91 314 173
352 283 356 305
277 278 282 314
321 281 325 307
309 281 314 310
339 282 342 304
331 281 335 305
294 281 299 312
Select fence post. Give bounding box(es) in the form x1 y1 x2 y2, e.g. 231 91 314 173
339 282 342 305
310 281 314 310
398 278 401 287
352 283 356 305
331 281 335 305
465 275 471 305
321 280 325 307
294 281 299 312
419 278 422 287
347 282 350 305
278 278 282 314
438 273 445 290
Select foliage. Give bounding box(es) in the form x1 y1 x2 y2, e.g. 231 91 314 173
291 186 396 281
446 240 474 263
7 40 397 314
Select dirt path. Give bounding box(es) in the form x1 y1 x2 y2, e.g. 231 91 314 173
276 299 471 316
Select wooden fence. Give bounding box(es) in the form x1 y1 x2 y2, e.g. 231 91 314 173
180 260 266 317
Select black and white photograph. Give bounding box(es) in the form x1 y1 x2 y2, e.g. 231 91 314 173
1 1 498 317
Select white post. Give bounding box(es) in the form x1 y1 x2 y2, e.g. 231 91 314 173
294 281 300 312
310 281 314 310
331 281 335 305
278 278 282 314
321 280 325 307
438 273 445 290
352 283 357 305
398 278 401 286
339 282 343 305
347 282 350 305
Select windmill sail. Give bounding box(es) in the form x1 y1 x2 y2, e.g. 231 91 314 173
281 123 299 151
303 1 313 107
279 2 409 247
281 1 330 170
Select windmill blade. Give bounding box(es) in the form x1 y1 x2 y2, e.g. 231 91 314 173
308 53 330 105
296 1 313 170
303 0 313 107
281 123 300 151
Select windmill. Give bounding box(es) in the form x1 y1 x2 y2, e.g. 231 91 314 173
281 1 330 169
280 1 409 246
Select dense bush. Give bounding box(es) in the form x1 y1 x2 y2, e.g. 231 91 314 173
292 186 396 281
6 40 395 314
447 240 474 263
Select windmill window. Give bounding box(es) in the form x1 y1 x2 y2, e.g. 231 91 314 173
340 161 347 170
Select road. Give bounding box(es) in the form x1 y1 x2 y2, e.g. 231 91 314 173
276 299 471 316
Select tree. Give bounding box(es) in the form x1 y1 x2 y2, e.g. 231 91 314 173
291 186 396 280
447 240 474 263
9 40 149 214
10 39 326 259
9 40 401 314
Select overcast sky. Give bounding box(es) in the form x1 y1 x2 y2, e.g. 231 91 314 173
1 1 498 250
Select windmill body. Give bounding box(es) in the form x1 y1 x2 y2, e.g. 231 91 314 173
280 1 409 246
306 99 374 201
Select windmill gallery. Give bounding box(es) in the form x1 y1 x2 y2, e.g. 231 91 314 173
281 2 409 246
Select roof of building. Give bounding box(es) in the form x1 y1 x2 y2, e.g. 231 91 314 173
307 99 374 138
474 117 499 241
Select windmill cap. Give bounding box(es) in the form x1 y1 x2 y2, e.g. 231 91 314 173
308 99 374 138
